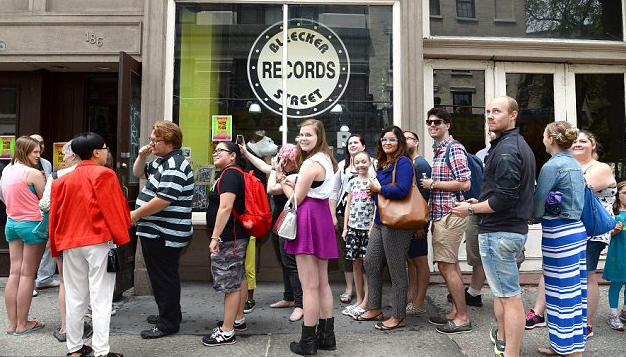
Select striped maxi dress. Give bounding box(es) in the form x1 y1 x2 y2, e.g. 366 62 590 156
541 216 588 355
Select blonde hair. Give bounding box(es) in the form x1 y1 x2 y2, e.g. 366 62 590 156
545 121 578 149
614 180 626 214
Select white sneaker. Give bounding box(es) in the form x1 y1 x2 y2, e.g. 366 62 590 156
36 278 60 289
608 313 625 331
32 290 38 297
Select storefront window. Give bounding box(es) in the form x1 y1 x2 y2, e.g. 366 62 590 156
506 73 554 175
430 0 623 41
576 73 626 180
173 3 393 211
433 69 485 154
0 87 17 136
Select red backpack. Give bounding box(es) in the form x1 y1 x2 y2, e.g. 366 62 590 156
217 166 272 238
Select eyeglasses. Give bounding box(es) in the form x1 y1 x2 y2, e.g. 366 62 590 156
405 136 417 141
380 138 398 144
149 138 164 145
426 119 445 126
213 148 232 155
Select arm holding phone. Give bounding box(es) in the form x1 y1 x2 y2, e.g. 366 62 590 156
238 137 272 174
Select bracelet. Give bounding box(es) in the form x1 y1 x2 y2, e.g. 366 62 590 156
211 236 222 242
430 180 436 190
468 204 474 216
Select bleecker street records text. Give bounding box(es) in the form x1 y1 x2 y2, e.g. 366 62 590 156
248 19 350 118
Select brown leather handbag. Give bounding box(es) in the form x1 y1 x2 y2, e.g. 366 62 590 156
377 161 429 230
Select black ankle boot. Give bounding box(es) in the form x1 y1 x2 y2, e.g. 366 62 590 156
290 324 317 355
315 318 336 350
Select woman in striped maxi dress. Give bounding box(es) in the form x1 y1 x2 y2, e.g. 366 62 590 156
532 121 587 357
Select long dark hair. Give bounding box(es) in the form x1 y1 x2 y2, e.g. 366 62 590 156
375 126 408 171
343 134 366 172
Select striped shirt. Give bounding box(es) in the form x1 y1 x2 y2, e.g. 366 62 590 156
135 149 194 247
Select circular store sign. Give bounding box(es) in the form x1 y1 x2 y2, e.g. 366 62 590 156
248 19 350 118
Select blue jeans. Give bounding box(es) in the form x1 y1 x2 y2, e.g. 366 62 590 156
479 231 527 298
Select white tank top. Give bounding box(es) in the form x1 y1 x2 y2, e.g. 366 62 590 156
306 153 334 199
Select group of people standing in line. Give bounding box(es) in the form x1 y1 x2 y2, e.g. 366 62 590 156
2 95 626 357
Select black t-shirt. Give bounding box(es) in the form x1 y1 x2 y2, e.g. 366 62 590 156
206 167 247 241
272 193 288 222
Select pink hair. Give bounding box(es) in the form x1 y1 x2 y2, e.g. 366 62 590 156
278 144 296 166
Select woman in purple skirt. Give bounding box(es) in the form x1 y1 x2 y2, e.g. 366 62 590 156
276 119 338 355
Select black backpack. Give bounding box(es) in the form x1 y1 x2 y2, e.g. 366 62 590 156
443 140 483 200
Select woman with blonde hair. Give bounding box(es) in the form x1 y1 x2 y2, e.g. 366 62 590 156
0 136 47 335
571 129 617 337
278 119 338 355
532 122 587 357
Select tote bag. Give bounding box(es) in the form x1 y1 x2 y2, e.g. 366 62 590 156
581 185 615 237
377 161 429 230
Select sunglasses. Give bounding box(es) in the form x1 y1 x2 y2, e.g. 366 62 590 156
426 119 446 126
380 138 398 144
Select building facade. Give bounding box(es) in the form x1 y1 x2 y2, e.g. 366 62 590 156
2 1 625 292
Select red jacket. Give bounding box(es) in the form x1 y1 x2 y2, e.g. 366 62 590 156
49 160 131 257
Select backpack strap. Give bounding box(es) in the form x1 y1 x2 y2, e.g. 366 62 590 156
216 165 245 220
443 140 467 200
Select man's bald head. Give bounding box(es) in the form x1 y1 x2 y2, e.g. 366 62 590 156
29 134 44 150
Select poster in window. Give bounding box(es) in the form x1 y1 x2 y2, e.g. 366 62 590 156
0 136 15 159
211 115 232 141
52 142 68 171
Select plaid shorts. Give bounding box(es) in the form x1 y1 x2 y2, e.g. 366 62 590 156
211 238 248 293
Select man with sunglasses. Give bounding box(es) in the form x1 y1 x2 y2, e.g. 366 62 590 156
420 107 472 334
130 121 194 339
452 96 536 357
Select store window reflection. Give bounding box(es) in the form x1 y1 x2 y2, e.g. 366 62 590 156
173 3 393 211
576 73 626 180
430 0 623 41
506 73 554 176
433 69 485 154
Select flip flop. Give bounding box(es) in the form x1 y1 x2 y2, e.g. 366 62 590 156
374 319 405 331
353 311 384 321
13 321 45 336
538 347 565 356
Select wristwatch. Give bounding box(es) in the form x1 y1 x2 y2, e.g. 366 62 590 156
467 204 475 216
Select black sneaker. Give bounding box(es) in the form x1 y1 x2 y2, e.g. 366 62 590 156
446 287 483 307
243 300 256 314
140 327 174 339
202 327 236 347
525 309 546 330
146 315 159 324
217 320 247 332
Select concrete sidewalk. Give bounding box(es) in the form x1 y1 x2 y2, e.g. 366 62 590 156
1 279 623 356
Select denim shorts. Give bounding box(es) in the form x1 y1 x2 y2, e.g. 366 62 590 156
5 218 47 245
479 231 527 298
586 240 607 272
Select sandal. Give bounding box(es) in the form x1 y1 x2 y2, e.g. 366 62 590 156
339 292 352 304
538 347 564 356
13 321 45 336
374 319 405 331
353 311 384 321
67 345 93 357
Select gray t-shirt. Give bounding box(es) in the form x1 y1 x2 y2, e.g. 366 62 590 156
346 178 375 230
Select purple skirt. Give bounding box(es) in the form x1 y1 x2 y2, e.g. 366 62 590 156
285 197 338 259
